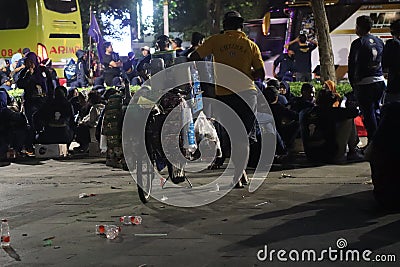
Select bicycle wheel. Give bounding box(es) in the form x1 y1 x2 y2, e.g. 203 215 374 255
136 157 155 203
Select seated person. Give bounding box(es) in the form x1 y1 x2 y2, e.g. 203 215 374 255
74 91 105 153
135 46 151 84
266 78 287 106
94 42 122 87
151 35 176 71
299 89 362 163
123 52 139 85
171 37 184 56
263 85 300 151
323 80 341 107
33 86 74 145
368 102 400 210
0 91 28 159
279 81 294 103
249 97 288 167
0 88 19 112
288 82 316 113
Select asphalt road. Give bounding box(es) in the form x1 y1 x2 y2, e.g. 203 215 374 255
0 156 399 266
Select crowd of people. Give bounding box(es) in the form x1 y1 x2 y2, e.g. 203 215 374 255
1 11 399 208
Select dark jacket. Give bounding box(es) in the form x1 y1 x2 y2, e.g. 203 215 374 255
348 34 384 85
369 102 400 209
76 50 89 87
382 38 400 93
17 53 54 100
269 102 299 134
273 53 294 79
289 96 315 113
300 106 358 161
33 88 74 144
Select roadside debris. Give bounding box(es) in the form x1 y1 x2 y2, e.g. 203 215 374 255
120 216 142 225
134 233 167 237
255 201 271 207
43 236 55 247
110 186 122 189
95 225 121 239
280 173 295 179
79 193 96 198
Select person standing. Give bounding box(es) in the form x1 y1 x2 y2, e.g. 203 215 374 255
12 48 30 83
285 34 318 82
272 47 295 81
348 15 385 144
382 19 400 104
70 50 89 88
189 10 265 188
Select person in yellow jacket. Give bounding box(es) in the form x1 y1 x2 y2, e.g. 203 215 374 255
189 10 265 188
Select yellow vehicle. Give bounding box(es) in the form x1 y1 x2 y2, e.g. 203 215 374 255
0 0 83 76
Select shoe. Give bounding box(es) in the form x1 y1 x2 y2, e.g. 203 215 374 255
273 153 289 164
208 157 225 170
347 152 364 162
241 172 249 185
171 175 186 184
73 145 89 153
234 181 244 188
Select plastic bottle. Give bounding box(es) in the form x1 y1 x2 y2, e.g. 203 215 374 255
181 100 197 153
1 219 10 247
105 225 121 240
192 69 201 95
95 224 106 235
120 216 142 225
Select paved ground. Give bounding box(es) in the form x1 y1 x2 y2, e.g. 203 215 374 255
0 155 399 266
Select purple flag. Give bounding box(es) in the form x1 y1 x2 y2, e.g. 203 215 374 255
88 11 104 62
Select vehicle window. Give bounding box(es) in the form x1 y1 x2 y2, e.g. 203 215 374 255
44 0 78 14
0 0 29 30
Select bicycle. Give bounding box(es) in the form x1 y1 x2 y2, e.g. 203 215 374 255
131 57 204 203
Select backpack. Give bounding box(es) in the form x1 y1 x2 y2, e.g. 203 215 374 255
64 58 77 83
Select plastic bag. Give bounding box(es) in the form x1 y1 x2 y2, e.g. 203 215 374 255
99 134 107 153
194 111 222 157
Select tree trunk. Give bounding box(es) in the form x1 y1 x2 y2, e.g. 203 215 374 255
311 0 336 83
208 0 222 34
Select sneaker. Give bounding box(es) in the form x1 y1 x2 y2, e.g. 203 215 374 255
347 152 364 162
241 172 249 185
73 144 89 153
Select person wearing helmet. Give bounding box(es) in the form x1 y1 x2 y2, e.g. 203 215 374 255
189 10 265 188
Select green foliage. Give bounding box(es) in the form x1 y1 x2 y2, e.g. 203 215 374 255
288 81 353 97
8 89 24 103
8 85 141 102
